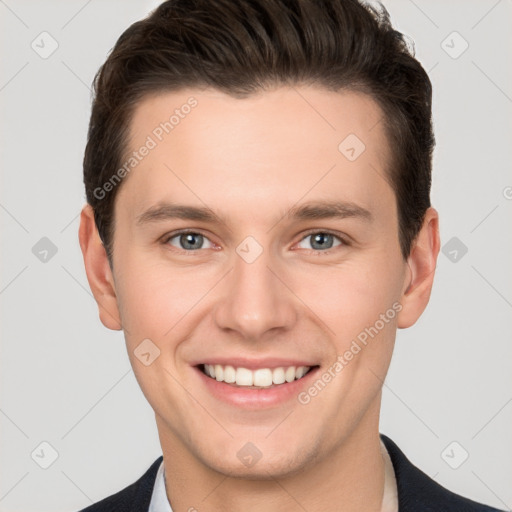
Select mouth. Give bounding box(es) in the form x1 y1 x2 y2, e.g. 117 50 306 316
198 363 317 388
193 362 321 409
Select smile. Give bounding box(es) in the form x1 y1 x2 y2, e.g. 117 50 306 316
200 363 314 388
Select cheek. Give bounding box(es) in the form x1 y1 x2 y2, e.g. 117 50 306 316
294 256 404 346
114 255 200 342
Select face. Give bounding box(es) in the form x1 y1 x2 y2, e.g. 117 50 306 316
87 86 420 478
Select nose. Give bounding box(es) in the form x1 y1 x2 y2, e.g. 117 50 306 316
213 245 297 342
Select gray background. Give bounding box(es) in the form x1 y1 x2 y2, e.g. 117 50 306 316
0 0 511 511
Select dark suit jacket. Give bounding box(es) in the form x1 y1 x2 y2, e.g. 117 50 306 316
78 434 505 511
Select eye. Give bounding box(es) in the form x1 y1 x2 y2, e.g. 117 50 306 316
162 230 347 254
165 231 215 251
296 231 345 252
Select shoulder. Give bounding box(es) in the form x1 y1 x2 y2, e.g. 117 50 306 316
380 434 505 512
76 455 163 512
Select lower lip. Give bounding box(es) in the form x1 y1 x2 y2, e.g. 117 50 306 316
194 366 320 409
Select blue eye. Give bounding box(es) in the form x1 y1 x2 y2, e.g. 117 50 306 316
296 232 344 251
163 230 346 254
166 232 214 251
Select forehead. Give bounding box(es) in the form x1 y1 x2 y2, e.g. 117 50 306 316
116 86 395 227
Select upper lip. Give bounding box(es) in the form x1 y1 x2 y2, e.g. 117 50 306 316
192 357 319 370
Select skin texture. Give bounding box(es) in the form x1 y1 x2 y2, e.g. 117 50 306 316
79 86 440 512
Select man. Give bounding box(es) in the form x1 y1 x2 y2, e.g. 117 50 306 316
77 0 504 510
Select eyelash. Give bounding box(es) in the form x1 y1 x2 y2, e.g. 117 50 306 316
161 229 349 255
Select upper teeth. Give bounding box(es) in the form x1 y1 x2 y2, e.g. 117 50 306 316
203 364 311 387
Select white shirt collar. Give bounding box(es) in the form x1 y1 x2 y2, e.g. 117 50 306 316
149 440 398 512
381 438 399 512
148 458 173 512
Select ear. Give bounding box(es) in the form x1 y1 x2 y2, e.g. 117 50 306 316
397 207 440 329
78 204 122 330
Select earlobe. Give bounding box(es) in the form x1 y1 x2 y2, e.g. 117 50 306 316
78 204 123 331
397 207 440 329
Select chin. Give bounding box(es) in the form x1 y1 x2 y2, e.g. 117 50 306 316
196 437 320 480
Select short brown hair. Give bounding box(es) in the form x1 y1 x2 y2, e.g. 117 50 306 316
83 0 434 262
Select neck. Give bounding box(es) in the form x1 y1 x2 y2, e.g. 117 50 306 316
157 394 386 512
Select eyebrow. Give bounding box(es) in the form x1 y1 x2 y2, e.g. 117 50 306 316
136 200 372 226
